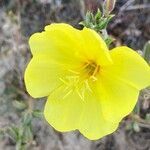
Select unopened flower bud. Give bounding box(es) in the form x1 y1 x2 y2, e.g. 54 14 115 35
104 0 116 15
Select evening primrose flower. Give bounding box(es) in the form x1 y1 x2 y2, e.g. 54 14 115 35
24 23 150 140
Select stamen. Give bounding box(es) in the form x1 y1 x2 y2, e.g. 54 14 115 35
92 65 100 77
84 80 93 93
77 89 85 101
59 78 68 85
81 60 100 79
62 89 73 99
90 76 98 81
68 69 80 75
81 61 91 70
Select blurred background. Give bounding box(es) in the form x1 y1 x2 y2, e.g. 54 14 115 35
0 0 150 149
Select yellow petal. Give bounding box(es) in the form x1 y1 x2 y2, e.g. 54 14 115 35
96 46 150 122
29 23 83 56
96 74 139 122
24 54 66 98
29 23 112 66
44 84 119 140
103 46 150 90
80 27 112 66
25 24 85 98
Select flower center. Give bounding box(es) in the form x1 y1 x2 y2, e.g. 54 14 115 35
82 60 100 80
59 60 100 101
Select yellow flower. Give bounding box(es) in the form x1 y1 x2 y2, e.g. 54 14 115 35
24 23 150 140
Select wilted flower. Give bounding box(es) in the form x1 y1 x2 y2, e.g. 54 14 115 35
24 23 150 140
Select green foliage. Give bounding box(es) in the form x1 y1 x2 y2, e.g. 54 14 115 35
80 9 114 31
12 100 27 110
80 8 115 47
8 112 33 150
32 109 44 118
143 41 150 64
1 109 43 150
126 121 140 132
145 113 150 121
132 122 140 132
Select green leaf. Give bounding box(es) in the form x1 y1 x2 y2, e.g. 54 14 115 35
22 112 32 126
0 129 4 138
95 9 102 22
143 41 150 64
98 15 114 30
13 100 27 110
132 122 140 132
145 113 150 122
23 126 33 143
32 109 43 118
85 11 94 27
7 127 19 142
105 36 114 46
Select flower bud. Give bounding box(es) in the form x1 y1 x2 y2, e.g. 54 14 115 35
104 0 116 15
